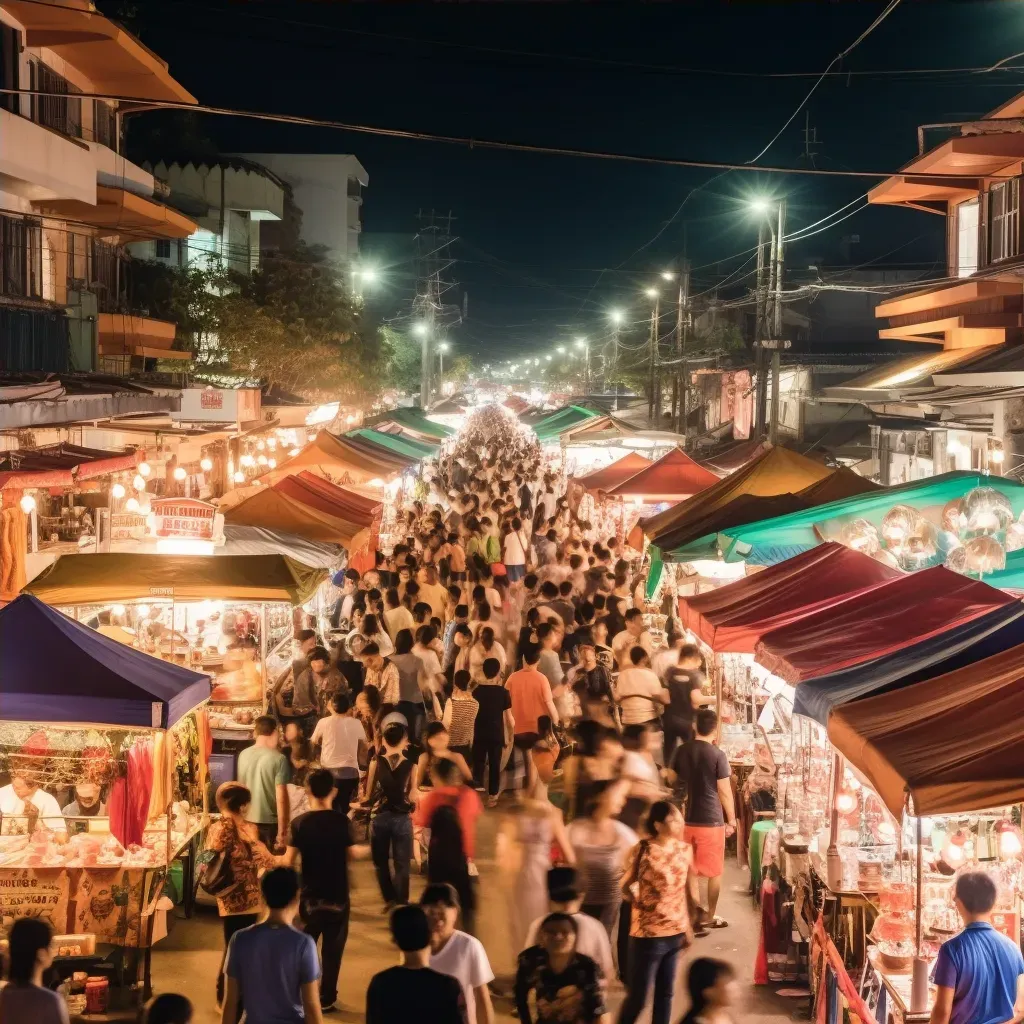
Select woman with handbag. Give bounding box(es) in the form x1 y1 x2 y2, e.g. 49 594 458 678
617 801 694 1024
202 782 275 1008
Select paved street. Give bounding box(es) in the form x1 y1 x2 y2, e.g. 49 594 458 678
154 811 802 1022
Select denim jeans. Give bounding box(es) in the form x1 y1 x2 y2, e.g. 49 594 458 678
370 810 413 905
618 932 685 1024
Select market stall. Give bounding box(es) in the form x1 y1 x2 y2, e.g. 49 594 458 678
24 553 327 741
606 447 719 503
575 452 653 494
0 593 211 1012
259 429 415 486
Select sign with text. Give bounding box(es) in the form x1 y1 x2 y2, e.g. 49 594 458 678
0 869 70 931
149 498 216 540
176 388 261 425
110 512 147 541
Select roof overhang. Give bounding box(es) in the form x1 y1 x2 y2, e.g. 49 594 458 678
2 1 196 104
34 186 197 240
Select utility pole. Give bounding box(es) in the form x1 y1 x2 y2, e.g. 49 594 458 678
769 200 787 444
677 261 691 443
413 210 460 409
753 221 770 436
611 322 620 412
647 292 660 424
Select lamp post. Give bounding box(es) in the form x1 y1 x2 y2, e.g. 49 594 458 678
437 341 450 391
749 198 787 441
575 337 590 395
413 321 430 408
608 309 623 411
645 288 661 424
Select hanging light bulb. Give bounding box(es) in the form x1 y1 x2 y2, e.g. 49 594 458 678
137 604 151 617
19 494 35 514
173 466 186 481
306 433 316 443
268 458 277 469
138 461 151 478
835 791 857 815
256 440 266 451
200 457 213 472
998 821 1023 858
111 482 126 499
112 604 126 617
289 448 301 457
267 437 277 450
257 455 268 466
233 471 245 483
125 497 140 513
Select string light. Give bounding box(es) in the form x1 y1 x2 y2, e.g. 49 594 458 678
200 457 213 472
233 471 245 483
173 466 186 481
125 497 140 513
19 494 35 514
111 483 126 499
132 475 146 492
138 462 151 478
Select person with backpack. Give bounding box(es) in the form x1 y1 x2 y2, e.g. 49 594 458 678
413 757 483 932
361 720 415 910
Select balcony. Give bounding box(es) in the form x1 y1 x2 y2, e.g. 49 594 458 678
0 107 95 204
33 186 197 243
98 312 190 366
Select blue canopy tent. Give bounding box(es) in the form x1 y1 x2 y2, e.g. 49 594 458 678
792 600 1024 726
0 595 210 728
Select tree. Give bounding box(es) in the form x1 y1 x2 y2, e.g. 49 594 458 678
380 326 422 393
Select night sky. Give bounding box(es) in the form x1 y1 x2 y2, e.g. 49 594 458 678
111 0 1024 361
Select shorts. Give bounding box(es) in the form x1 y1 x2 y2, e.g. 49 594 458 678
506 564 526 582
683 824 726 878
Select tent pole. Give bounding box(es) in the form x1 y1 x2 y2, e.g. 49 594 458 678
826 751 843 891
915 813 923 955
910 811 929 1014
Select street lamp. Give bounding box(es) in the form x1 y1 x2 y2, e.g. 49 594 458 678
437 341 450 380
574 336 590 395
661 271 676 282
557 346 566 355
412 322 429 338
608 309 623 325
644 287 659 299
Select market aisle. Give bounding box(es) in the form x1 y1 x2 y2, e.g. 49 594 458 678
153 813 800 1022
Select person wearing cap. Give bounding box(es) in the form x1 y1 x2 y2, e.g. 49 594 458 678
421 883 495 1024
522 868 614 987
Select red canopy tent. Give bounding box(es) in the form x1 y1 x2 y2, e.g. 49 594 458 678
679 543 900 653
607 447 719 502
576 452 652 494
283 471 381 523
754 566 1016 683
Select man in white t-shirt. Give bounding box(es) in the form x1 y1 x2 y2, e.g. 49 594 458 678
522 867 614 987
502 516 532 585
611 608 654 667
310 693 367 818
422 883 495 1024
614 646 669 726
0 774 66 834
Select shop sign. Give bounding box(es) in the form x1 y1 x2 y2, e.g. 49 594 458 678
110 512 147 541
149 497 216 540
176 388 262 425
0 869 70 931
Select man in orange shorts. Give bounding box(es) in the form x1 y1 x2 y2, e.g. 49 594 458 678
671 708 735 935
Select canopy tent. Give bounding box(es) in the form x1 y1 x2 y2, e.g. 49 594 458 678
531 405 602 442
26 553 326 604
344 428 437 461
576 452 652 494
0 443 141 490
702 439 768 474
794 601 1024 726
363 406 452 440
259 430 410 485
720 471 1024 565
606 447 719 502
828 643 1024 818
222 478 374 548
0 594 210 727
679 543 901 653
638 445 834 554
754 566 1016 683
283 471 380 522
219 525 342 568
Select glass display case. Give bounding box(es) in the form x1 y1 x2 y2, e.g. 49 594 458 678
719 723 758 766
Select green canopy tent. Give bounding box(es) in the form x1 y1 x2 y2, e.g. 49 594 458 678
364 406 453 440
344 428 438 461
531 405 602 442
718 471 1024 565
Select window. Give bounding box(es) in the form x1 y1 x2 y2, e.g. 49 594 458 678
956 199 979 278
990 180 1020 262
29 60 81 139
155 239 171 259
0 214 42 299
93 100 117 149
0 22 20 115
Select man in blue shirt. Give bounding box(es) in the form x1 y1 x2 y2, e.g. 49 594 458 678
931 871 1024 1024
222 867 322 1024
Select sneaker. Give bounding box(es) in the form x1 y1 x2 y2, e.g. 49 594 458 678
320 1002 337 1013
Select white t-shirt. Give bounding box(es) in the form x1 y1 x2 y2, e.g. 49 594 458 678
0 785 67 834
612 629 654 662
429 930 494 1024
384 606 415 640
621 750 661 786
413 645 444 688
651 647 681 682
523 911 614 982
503 529 530 567
615 666 665 725
310 715 364 770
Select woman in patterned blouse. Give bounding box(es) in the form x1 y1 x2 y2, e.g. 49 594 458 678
617 801 694 1024
515 912 609 1024
204 782 276 1007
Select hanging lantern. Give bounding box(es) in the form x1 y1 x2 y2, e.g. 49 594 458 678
963 486 1013 535
257 455 268 466
240 454 256 468
945 545 968 574
138 461 151 478
173 466 187 481
941 498 963 533
840 518 880 555
125 497 140 513
233 471 245 483
880 505 921 549
256 440 266 451
19 494 35 514
835 791 857 814
964 534 1006 574
1008 523 1024 552
111 483 126 499
268 458 277 469
200 457 213 472
132 474 146 492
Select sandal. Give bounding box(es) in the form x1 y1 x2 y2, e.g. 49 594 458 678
709 916 729 928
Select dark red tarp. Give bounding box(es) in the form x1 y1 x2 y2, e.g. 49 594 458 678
679 542 901 653
607 447 719 501
755 566 1017 683
276 471 380 526
577 452 652 493
0 443 140 490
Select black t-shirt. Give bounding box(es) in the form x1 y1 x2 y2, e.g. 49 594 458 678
366 965 467 1024
672 739 731 826
664 667 705 731
288 809 351 906
473 684 512 743
374 752 414 814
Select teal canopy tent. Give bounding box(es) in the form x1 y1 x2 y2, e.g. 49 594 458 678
344 428 438 461
531 405 601 442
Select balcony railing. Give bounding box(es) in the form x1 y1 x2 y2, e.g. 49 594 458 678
29 59 81 140
0 213 43 301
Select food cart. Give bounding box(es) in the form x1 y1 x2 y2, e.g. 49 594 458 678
0 594 212 1013
23 553 327 745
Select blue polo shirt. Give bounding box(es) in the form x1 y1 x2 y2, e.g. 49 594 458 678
932 921 1024 1024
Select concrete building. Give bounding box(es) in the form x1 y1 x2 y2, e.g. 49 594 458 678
131 158 286 276
0 0 198 382
236 153 368 266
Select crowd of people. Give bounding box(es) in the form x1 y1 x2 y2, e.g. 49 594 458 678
178 414 749 1024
